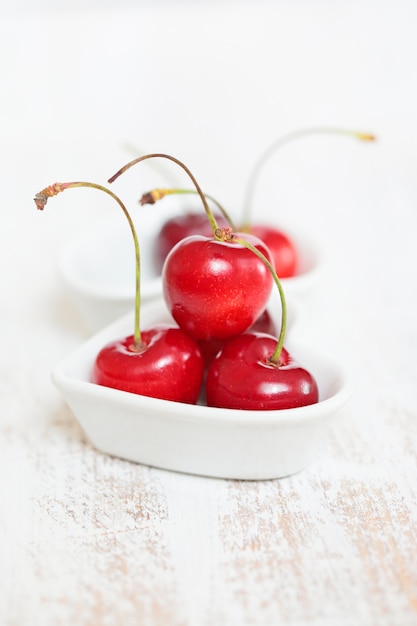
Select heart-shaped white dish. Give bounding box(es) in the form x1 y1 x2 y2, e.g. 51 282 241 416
52 297 352 480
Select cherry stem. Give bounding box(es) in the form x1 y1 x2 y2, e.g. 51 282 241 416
121 142 181 186
34 181 144 350
241 126 376 228
234 235 286 365
108 154 221 237
139 187 237 230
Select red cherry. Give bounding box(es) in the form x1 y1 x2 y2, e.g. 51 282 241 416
92 325 205 404
245 224 298 278
162 232 274 342
198 308 278 367
206 333 319 410
34 178 207 406
155 212 230 272
197 337 226 367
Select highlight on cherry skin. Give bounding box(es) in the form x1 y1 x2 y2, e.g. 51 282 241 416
107 152 320 411
34 181 205 405
162 231 274 342
206 339 318 410
92 325 204 404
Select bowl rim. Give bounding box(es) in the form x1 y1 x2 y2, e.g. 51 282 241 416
58 218 163 300
58 216 327 302
52 299 353 428
53 363 353 427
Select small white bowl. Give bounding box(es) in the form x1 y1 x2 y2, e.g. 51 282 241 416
52 298 352 480
59 213 326 333
59 212 164 332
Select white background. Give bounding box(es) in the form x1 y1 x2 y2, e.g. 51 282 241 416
1 0 416 362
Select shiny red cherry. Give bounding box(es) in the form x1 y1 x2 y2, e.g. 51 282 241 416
35 178 206 405
162 232 274 342
198 308 278 367
155 211 230 272
92 325 205 404
206 332 319 410
245 224 298 278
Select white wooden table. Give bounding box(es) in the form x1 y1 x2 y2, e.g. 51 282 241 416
1 3 417 625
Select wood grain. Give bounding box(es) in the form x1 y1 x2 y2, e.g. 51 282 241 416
2 4 417 625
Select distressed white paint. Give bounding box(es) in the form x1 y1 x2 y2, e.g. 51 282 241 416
2 2 417 625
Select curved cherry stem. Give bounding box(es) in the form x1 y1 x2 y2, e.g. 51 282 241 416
121 142 181 186
241 126 376 228
233 235 286 365
139 187 237 230
34 182 143 350
109 154 222 237
107 153 286 362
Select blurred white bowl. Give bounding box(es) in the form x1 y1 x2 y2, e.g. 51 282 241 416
52 297 352 480
59 213 327 333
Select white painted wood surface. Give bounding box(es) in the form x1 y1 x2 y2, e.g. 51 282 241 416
1 3 417 625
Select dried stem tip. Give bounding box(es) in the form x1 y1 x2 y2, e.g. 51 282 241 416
34 182 66 210
139 188 170 205
355 132 377 142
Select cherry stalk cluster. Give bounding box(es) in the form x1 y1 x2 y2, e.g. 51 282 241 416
34 128 375 411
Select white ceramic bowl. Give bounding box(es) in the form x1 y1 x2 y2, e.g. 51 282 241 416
59 212 165 332
52 298 352 480
59 213 326 333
